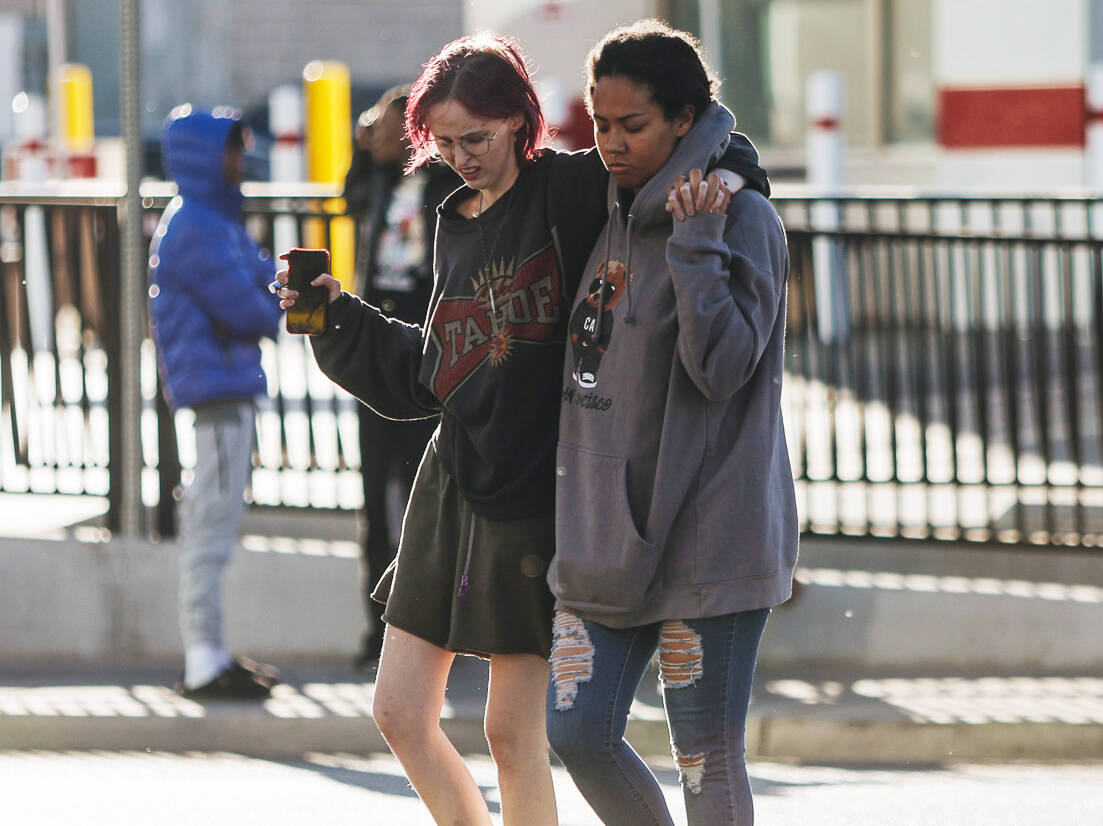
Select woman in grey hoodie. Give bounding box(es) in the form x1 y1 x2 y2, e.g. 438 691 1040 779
545 20 798 825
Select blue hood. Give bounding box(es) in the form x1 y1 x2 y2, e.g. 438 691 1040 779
162 106 243 213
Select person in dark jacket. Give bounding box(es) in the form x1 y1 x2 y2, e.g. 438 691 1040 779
545 21 796 825
149 105 283 700
343 86 457 669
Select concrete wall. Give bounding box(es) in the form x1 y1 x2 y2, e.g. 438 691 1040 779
3 530 1102 673
0 535 363 667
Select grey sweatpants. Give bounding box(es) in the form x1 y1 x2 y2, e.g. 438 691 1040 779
177 400 255 650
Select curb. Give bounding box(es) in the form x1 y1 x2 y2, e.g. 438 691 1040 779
4 668 1103 765
5 700 1102 765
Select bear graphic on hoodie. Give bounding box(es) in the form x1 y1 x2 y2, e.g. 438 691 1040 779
568 259 632 389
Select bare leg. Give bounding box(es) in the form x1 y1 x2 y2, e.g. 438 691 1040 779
484 653 558 826
372 626 492 825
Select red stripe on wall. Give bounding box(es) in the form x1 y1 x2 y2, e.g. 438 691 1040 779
938 85 1085 148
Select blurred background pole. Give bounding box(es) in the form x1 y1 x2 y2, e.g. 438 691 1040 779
46 0 66 152
117 0 144 537
698 0 723 83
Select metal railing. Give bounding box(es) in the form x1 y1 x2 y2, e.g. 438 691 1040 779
776 192 1103 546
138 184 365 537
0 191 120 514
0 183 364 537
4 183 1103 549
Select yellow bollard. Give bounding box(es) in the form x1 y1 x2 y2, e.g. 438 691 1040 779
58 63 95 152
57 64 97 177
302 60 353 288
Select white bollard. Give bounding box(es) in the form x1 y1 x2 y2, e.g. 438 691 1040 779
806 70 847 343
806 70 845 188
12 91 49 182
269 83 304 183
268 83 302 260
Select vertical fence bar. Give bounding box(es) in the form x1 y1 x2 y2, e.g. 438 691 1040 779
1058 243 1082 539
939 237 963 530
1092 237 1103 542
104 202 122 529
155 373 178 538
848 229 872 536
1028 241 1054 539
999 241 1023 540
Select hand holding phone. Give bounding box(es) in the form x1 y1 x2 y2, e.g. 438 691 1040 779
281 248 331 335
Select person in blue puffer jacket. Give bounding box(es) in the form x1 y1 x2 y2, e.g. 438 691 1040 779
148 105 282 700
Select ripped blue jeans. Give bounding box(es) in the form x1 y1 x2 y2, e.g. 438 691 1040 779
546 609 769 826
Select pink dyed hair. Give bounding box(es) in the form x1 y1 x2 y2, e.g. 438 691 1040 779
405 32 549 172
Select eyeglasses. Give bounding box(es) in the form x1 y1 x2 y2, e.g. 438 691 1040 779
428 121 504 159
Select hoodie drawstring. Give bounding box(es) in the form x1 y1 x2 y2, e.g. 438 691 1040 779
458 514 476 598
591 202 619 344
623 215 636 324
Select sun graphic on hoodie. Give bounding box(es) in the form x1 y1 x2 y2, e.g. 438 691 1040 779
489 331 512 363
472 258 516 364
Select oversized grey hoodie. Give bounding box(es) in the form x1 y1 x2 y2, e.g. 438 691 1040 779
548 102 798 628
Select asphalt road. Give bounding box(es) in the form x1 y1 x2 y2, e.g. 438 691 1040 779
4 750 1102 825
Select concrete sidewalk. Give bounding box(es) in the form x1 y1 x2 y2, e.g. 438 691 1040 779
2 659 1102 765
2 494 1102 765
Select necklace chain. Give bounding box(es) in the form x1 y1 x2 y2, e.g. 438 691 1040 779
474 187 514 334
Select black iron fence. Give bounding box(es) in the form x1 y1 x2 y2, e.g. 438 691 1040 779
3 185 1103 549
0 192 120 513
0 183 363 537
777 193 1103 547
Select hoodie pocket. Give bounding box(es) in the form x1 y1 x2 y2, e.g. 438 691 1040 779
550 443 659 615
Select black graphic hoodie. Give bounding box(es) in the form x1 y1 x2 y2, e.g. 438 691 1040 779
550 102 798 626
310 141 768 521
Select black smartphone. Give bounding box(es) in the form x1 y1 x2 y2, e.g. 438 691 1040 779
284 248 330 335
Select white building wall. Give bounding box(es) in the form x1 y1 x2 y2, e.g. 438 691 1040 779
928 0 1090 189
933 0 1086 86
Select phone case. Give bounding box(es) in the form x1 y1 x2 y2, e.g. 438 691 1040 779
284 248 330 335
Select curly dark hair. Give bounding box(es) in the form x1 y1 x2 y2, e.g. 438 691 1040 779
586 19 719 123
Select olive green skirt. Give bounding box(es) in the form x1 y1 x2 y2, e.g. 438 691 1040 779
373 439 555 659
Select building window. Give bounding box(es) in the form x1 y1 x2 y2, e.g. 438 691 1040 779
666 0 934 148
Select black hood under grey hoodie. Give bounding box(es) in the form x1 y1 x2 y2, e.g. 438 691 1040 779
549 101 798 627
